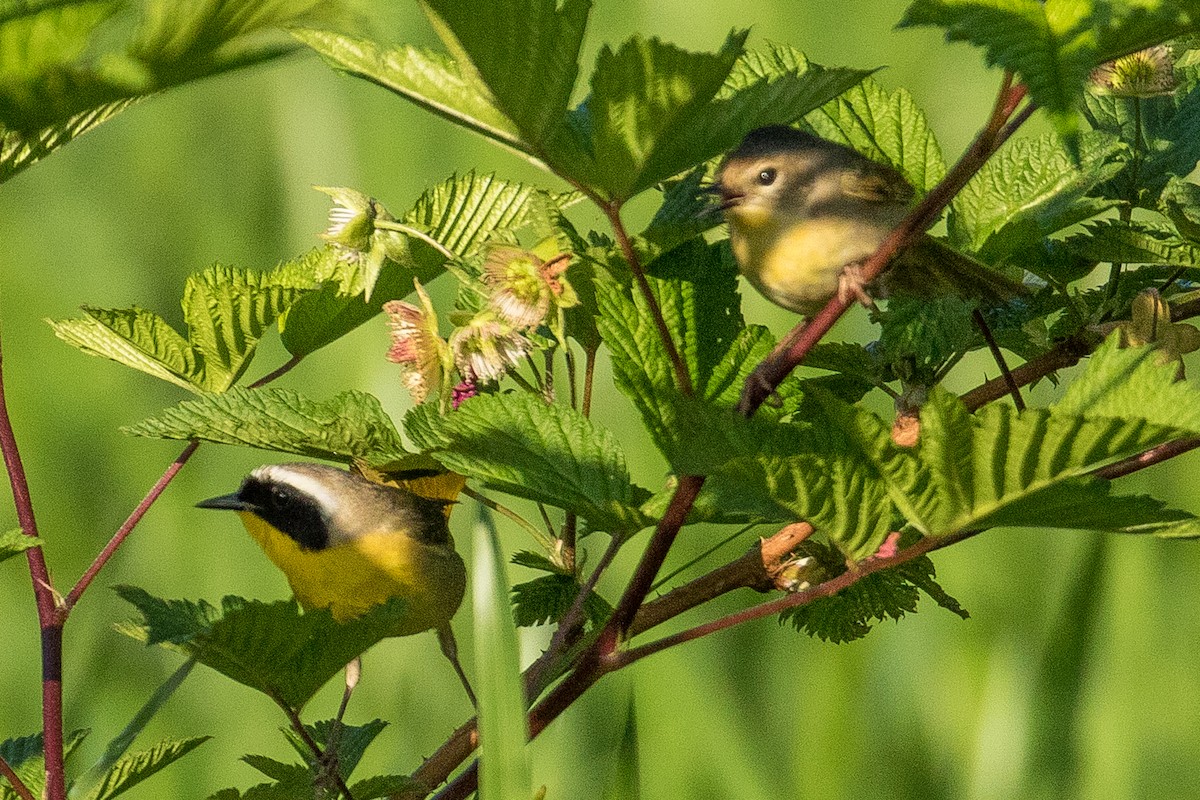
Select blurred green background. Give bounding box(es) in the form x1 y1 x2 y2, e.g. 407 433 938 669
3 2 1200 798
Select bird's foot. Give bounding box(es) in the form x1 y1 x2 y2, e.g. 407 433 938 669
837 262 878 310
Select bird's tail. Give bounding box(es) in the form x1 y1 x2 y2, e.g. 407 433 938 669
884 235 1028 305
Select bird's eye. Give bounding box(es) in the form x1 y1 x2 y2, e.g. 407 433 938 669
757 167 777 186
270 486 291 507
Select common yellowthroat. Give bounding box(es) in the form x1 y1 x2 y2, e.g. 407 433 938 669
715 125 1023 315
197 463 466 638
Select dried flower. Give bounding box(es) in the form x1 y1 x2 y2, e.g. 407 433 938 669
482 246 577 329
384 280 447 404
1090 45 1177 98
448 312 531 383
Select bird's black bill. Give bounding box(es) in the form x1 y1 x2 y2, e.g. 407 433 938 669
196 492 250 511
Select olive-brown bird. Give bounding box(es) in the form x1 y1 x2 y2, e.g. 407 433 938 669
714 125 1023 315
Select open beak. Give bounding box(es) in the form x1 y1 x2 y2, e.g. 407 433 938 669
699 182 741 216
196 492 250 511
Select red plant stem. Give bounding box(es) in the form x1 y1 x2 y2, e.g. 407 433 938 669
612 530 975 668
599 201 694 396
0 754 37 800
248 354 302 388
0 343 65 800
972 308 1025 411
64 440 201 611
65 354 301 611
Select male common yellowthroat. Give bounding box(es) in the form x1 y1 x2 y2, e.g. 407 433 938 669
197 463 465 638
715 125 1022 315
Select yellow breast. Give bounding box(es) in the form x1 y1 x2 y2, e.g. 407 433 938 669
238 511 466 637
730 214 890 316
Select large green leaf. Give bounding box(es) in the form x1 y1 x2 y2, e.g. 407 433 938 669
899 0 1200 138
833 340 1200 538
419 0 589 148
0 0 323 138
292 28 528 157
123 387 409 467
407 393 648 535
50 265 309 393
806 75 946 194
703 411 897 560
595 239 778 474
114 587 407 709
949 131 1127 264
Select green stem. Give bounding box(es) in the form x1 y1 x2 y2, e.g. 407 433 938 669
462 486 554 550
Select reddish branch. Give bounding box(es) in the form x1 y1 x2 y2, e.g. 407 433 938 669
0 344 66 800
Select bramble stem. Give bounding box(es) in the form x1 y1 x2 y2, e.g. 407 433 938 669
598 201 694 396
0 336 65 800
0 754 37 800
66 441 200 610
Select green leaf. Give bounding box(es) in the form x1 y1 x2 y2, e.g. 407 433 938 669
181 265 309 391
473 508 532 800
806 75 946 194
284 719 385 779
402 171 565 267
511 573 612 628
1085 65 1200 205
719 43 876 137
596 240 772 473
577 37 874 201
832 356 1200 538
406 393 648 535
1 97 137 184
50 265 309 393
0 0 322 135
48 306 203 393
0 0 128 133
1064 218 1200 266
578 31 747 199
419 0 589 149
948 131 1127 263
293 28 528 157
782 554 952 643
874 294 980 376
128 0 329 81
276 249 407 358
0 529 41 564
899 0 1200 139
1055 333 1200 428
114 586 407 708
704 414 898 560
77 738 209 800
1160 176 1200 242
122 387 408 467
347 774 425 800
